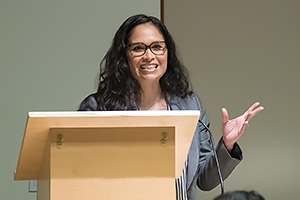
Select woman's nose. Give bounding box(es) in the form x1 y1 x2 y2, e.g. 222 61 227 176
143 48 155 59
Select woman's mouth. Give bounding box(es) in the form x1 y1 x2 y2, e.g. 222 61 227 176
140 64 158 69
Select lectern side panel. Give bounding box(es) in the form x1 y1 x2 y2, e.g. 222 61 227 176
15 117 50 180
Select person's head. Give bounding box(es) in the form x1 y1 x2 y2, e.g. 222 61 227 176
107 13 178 80
96 14 191 110
126 22 168 86
213 190 265 200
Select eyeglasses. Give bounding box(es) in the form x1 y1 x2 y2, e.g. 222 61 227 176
128 41 166 57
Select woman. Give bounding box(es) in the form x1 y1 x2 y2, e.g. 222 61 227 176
78 14 264 200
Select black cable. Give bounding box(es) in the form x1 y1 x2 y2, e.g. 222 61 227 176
198 120 225 195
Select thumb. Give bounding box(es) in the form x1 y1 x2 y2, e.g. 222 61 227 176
222 108 229 124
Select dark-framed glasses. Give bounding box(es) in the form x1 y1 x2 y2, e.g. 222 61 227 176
128 41 166 57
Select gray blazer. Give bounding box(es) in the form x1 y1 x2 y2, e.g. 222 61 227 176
79 93 242 200
168 93 242 200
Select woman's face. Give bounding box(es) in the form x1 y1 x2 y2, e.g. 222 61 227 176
127 23 168 85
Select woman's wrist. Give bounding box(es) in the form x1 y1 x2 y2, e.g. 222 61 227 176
223 138 234 152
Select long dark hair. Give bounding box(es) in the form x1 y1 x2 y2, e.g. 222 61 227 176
94 14 192 110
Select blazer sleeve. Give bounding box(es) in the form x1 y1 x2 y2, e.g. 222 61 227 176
192 94 243 191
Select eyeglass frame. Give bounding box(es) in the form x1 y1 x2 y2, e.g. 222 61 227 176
127 41 167 57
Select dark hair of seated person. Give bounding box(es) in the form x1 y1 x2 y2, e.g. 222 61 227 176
213 190 265 200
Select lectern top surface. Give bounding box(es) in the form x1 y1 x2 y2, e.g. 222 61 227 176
28 110 200 117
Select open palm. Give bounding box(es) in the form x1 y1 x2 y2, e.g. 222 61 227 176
222 102 264 151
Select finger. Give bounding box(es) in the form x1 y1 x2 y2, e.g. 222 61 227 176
247 106 264 121
222 108 229 124
243 102 264 119
246 102 261 113
252 105 264 115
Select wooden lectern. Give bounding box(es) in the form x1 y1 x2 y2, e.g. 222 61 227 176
14 110 200 200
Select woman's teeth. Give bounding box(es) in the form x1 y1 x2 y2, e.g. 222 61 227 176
141 65 157 69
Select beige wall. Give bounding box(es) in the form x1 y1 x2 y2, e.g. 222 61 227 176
0 1 160 199
164 1 300 199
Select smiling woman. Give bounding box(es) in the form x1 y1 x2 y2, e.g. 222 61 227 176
77 14 263 200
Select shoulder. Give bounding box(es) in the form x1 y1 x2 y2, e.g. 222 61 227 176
78 93 98 111
168 92 210 127
168 93 203 110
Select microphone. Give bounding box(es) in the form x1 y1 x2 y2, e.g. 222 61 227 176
198 119 224 195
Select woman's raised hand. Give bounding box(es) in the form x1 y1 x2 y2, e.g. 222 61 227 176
221 102 264 151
